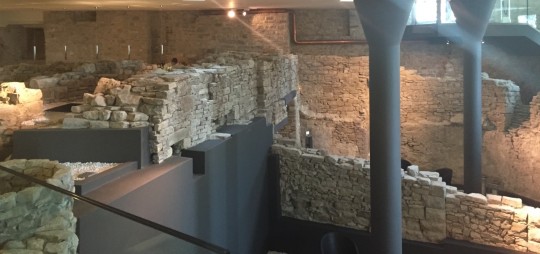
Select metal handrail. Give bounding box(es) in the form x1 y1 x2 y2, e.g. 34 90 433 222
0 165 230 254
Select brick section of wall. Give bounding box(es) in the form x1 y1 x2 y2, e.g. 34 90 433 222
44 11 152 63
42 11 290 65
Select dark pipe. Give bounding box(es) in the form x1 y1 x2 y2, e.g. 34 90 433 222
354 0 414 254
450 0 495 194
291 12 367 45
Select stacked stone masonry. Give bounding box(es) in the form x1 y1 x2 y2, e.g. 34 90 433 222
0 82 43 160
63 52 297 163
274 144 540 253
0 159 78 254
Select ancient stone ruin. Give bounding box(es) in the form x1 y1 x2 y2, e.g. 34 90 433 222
0 159 78 254
273 143 540 253
61 52 297 163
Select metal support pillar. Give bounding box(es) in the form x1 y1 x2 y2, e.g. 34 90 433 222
354 1 413 253
450 0 495 194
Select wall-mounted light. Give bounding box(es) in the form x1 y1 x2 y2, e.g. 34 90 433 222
64 45 67 60
128 45 131 59
446 40 450 45
227 9 236 18
242 10 247 16
305 130 313 148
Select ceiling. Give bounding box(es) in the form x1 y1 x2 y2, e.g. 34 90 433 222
0 0 355 11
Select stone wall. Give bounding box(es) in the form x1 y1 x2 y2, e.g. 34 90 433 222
482 93 540 201
44 11 152 63
27 60 146 103
274 144 540 252
294 55 370 157
0 82 43 160
0 25 27 66
43 11 290 65
63 52 297 163
0 159 78 254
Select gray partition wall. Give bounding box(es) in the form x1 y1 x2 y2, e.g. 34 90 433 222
12 127 150 168
78 117 273 254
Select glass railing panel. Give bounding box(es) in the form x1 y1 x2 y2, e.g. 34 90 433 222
408 0 539 29
0 164 229 254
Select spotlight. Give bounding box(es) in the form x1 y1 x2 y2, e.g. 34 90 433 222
242 10 247 16
227 9 236 18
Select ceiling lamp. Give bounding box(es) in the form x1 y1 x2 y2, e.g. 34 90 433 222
227 9 236 18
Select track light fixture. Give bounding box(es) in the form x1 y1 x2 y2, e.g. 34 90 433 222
227 9 236 18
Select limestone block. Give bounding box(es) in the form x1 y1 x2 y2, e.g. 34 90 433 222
82 93 95 104
71 104 91 113
0 192 16 212
530 208 540 226
111 111 127 122
26 237 45 250
425 196 445 209
528 241 540 254
121 106 137 112
44 241 70 254
104 95 116 105
91 95 107 107
430 181 446 197
89 120 110 129
110 121 130 129
130 121 149 128
409 205 425 219
94 77 121 94
16 186 42 204
0 249 44 254
407 165 419 177
29 77 59 89
141 97 167 106
74 63 96 73
487 194 502 205
417 177 431 186
502 196 523 208
426 207 446 221
15 88 42 104
466 193 488 204
82 110 100 120
98 110 111 121
168 128 189 146
116 93 142 106
3 240 26 249
126 112 149 122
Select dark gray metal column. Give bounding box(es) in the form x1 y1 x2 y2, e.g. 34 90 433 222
450 0 495 194
354 1 413 254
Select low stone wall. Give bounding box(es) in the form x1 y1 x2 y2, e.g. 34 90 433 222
0 82 43 160
63 52 297 163
28 60 146 103
274 144 540 252
0 159 78 254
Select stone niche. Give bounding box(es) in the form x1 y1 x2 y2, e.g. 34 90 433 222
0 159 78 254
